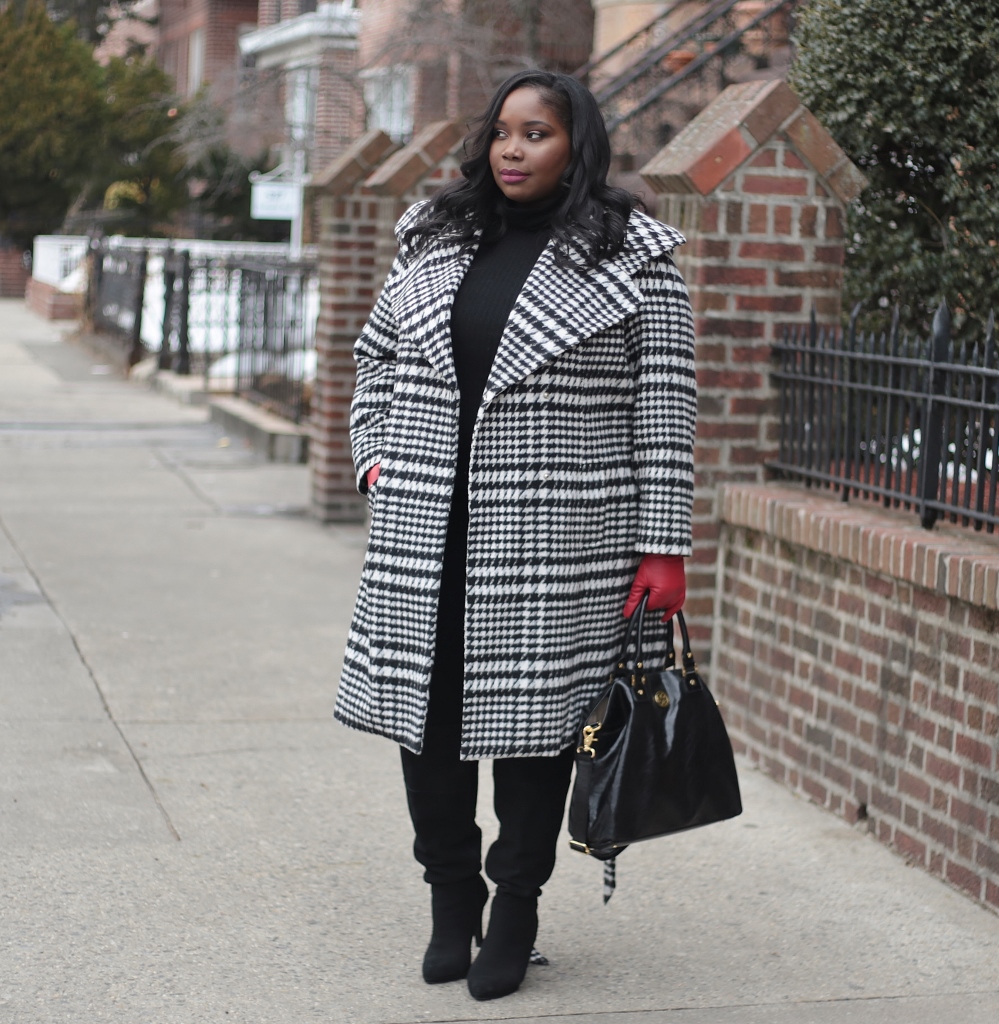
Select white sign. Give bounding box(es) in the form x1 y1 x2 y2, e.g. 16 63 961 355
251 182 301 221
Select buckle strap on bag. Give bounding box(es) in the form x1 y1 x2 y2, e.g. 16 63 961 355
568 754 594 855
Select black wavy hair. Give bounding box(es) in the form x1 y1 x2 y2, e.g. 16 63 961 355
401 69 641 269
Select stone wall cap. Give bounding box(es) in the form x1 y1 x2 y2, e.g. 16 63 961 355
364 121 464 196
309 129 398 195
640 80 867 204
720 482 999 610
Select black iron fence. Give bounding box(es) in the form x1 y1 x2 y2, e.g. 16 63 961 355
771 304 999 533
233 261 316 424
91 243 147 365
90 238 317 423
157 249 244 379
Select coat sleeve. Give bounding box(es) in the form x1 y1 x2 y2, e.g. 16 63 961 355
349 253 405 493
349 203 429 493
627 256 697 556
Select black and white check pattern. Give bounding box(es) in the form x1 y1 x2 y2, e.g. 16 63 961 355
337 203 696 759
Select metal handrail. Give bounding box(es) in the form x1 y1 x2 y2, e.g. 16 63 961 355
595 0 743 105
605 0 797 134
573 0 695 82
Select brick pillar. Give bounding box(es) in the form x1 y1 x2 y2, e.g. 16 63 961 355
314 46 364 171
309 122 464 523
310 130 399 522
257 0 280 29
640 81 866 653
0 247 29 298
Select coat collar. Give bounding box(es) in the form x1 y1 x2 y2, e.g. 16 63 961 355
391 206 685 397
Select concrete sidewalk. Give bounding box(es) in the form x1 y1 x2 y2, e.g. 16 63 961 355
1 298 998 1024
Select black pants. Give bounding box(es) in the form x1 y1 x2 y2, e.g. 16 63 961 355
400 494 575 900
400 744 575 900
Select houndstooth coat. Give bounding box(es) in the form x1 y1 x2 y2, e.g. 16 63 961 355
335 202 696 759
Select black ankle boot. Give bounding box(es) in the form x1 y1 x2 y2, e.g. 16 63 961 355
466 892 538 1001
423 875 489 984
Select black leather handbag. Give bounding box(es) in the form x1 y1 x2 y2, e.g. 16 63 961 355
568 594 742 861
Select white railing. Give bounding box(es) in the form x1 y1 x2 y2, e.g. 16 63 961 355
104 236 314 261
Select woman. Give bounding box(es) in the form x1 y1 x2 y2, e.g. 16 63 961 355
336 69 696 1001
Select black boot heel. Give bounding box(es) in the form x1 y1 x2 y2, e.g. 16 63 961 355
423 875 489 984
466 892 538 1001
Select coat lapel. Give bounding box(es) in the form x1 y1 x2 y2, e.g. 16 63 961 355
390 211 684 397
481 212 686 404
393 240 476 388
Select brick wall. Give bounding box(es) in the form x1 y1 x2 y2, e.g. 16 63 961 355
714 484 999 913
205 0 260 84
0 248 29 299
258 0 280 29
157 0 258 94
639 80 866 653
24 279 83 319
314 46 365 172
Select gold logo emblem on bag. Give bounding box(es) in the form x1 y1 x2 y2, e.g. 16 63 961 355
654 690 670 709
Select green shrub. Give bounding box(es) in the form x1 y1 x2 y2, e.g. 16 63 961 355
789 0 999 337
0 2 103 246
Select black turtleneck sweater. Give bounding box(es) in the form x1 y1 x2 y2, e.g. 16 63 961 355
426 197 557 752
449 197 556 477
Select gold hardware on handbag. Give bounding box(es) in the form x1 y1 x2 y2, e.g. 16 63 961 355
577 722 601 758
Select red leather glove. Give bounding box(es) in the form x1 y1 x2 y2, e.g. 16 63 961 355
365 463 381 490
623 553 686 621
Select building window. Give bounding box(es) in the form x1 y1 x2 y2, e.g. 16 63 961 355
362 65 414 142
187 28 205 96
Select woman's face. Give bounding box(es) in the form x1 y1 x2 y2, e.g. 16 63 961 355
490 87 572 203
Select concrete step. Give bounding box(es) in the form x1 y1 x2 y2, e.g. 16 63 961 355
208 395 308 463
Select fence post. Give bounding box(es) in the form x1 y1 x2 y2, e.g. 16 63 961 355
918 300 951 530
974 311 996 528
89 238 105 331
176 250 192 376
159 247 175 371
129 249 147 367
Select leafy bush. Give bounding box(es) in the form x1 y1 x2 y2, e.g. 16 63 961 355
90 55 187 234
0 2 185 244
0 2 103 246
789 0 999 336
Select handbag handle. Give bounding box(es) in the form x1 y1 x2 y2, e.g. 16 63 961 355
618 591 694 675
616 591 649 672
674 608 697 676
